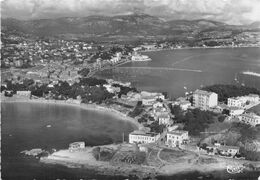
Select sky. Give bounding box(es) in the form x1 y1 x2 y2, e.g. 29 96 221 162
1 0 260 25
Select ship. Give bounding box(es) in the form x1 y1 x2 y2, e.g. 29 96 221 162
131 54 152 61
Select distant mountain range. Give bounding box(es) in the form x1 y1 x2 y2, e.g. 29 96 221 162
2 13 260 41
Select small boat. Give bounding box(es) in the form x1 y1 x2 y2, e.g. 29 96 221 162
184 86 187 90
227 165 243 174
46 125 52 128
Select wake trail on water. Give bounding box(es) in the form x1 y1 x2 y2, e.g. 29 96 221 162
116 66 202 73
242 71 260 77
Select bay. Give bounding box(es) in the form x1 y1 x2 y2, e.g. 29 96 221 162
1 102 136 180
96 47 260 98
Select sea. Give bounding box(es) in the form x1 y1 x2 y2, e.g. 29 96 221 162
2 47 260 180
96 47 260 98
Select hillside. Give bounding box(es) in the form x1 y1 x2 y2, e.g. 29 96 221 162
1 13 260 42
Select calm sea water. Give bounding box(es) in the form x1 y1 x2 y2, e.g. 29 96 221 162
1 102 136 180
96 47 260 98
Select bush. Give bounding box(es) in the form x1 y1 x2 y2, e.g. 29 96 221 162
218 115 226 122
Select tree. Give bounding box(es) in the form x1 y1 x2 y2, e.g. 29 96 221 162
169 104 183 122
149 121 165 134
78 68 90 77
202 84 260 103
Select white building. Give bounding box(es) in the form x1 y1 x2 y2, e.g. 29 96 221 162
141 91 165 106
228 94 259 108
229 107 244 117
129 130 160 144
228 97 243 107
238 113 260 126
153 102 164 109
193 90 218 110
218 145 240 156
247 94 259 102
142 97 157 106
16 91 31 97
69 142 85 152
166 130 189 147
179 101 191 111
158 113 171 125
103 84 120 93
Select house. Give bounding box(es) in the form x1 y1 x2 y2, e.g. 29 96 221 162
16 91 31 97
129 130 160 144
69 142 85 152
158 113 171 125
238 113 260 126
228 94 259 108
179 101 191 111
193 90 218 110
153 102 164 109
166 130 189 147
228 97 244 107
142 96 157 106
247 94 259 102
141 91 165 106
229 107 244 117
217 145 240 157
103 84 120 93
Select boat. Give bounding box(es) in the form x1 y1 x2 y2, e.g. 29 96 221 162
131 54 152 61
46 125 52 128
226 165 244 174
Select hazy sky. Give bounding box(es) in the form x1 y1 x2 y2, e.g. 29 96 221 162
1 0 260 25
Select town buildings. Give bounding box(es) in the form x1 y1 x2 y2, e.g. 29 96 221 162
229 107 245 117
238 113 260 126
204 144 240 157
193 90 218 110
158 113 171 125
129 130 160 144
166 130 189 147
69 142 85 152
227 94 259 108
16 90 32 97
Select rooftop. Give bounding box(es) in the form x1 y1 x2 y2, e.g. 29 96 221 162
130 130 159 137
167 130 188 136
194 89 216 96
218 145 240 151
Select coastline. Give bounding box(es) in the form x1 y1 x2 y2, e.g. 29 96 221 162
139 45 260 53
1 95 142 129
39 143 260 179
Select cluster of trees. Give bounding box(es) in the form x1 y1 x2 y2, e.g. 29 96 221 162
240 147 260 161
202 84 260 103
169 105 215 136
78 68 90 77
182 109 215 135
148 121 165 134
112 84 137 98
2 77 115 104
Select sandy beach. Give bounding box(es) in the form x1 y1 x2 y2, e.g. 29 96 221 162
1 94 142 129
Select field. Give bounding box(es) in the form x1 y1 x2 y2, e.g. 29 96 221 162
159 148 197 164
